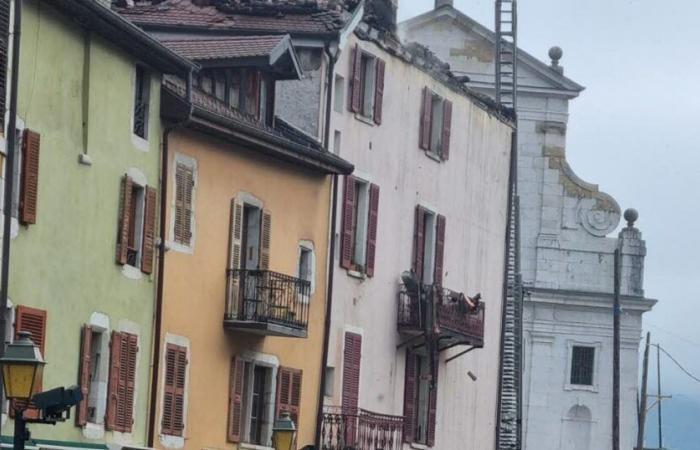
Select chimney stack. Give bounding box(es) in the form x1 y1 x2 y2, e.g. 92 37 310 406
435 0 454 9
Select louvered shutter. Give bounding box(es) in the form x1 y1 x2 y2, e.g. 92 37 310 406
76 325 93 426
107 331 137 432
0 0 9 131
441 100 453 160
373 59 385 124
427 363 439 447
402 350 417 443
163 344 187 437
340 176 356 270
19 129 40 225
342 332 362 446
412 207 425 280
141 186 157 274
227 356 245 442
365 184 379 277
419 88 433 150
121 332 138 433
116 176 134 265
434 215 446 287
174 163 194 245
106 331 122 430
350 44 363 113
276 367 303 426
12 306 47 419
259 209 271 270
226 198 244 318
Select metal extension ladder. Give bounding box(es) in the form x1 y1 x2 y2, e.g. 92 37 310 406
495 0 518 110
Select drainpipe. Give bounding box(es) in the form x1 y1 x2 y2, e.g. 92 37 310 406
314 42 338 449
147 71 193 447
0 0 22 439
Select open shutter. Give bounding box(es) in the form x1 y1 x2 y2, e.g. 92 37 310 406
402 350 417 443
350 44 362 113
427 363 439 447
434 214 446 286
412 207 425 280
226 198 244 317
441 100 452 160
365 184 380 277
116 176 133 265
141 186 157 274
373 59 385 124
419 88 432 150
13 306 47 419
227 356 245 443
174 162 194 245
19 129 40 225
276 367 303 426
0 0 8 131
106 331 123 430
76 325 93 427
259 209 271 270
340 176 356 270
163 344 187 436
122 333 138 433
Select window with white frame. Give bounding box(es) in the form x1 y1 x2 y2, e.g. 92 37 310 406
86 326 109 425
340 176 380 276
359 53 377 118
172 155 196 249
297 241 315 295
570 346 596 386
241 362 275 446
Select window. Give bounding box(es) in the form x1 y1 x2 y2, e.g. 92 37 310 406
116 175 157 274
133 66 150 139
196 68 270 124
414 354 430 445
333 130 342 155
76 324 110 427
324 366 335 397
162 343 188 437
298 242 315 294
403 350 437 447
334 75 345 113
570 346 595 386
348 44 385 124
412 206 446 285
173 156 196 249
419 87 452 160
340 176 379 276
12 305 47 420
106 331 138 433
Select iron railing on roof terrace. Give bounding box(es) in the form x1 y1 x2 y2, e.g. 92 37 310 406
225 269 310 331
321 406 404 450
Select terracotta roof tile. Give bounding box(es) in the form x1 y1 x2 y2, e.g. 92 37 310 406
160 35 286 60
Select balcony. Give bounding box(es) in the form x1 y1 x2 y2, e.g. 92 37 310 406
224 269 310 338
397 284 485 348
320 406 404 450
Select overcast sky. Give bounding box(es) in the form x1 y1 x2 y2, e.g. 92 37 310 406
398 0 700 402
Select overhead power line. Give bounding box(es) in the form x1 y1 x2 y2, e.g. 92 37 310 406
657 345 700 384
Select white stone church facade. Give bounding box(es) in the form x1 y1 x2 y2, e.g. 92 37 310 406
400 2 656 449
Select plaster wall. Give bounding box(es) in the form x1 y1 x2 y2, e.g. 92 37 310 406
6 0 162 446
157 128 332 450
325 33 512 450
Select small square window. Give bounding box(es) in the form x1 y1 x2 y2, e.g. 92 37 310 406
570 346 595 386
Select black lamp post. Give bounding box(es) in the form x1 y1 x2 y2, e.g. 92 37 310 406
0 331 45 450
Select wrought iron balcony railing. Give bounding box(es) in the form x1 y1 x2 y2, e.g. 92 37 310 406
321 406 404 450
225 269 310 337
397 284 485 346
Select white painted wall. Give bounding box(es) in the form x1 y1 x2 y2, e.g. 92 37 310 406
325 32 512 450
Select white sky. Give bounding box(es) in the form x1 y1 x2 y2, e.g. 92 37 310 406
398 0 700 400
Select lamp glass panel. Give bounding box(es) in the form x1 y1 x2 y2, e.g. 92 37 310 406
2 363 37 400
273 430 294 450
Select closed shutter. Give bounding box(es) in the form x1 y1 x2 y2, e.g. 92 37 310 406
419 88 432 150
259 209 271 270
106 331 122 430
350 44 362 113
227 198 244 317
365 184 380 277
116 176 134 265
342 332 362 446
441 100 453 160
76 325 93 427
373 59 385 124
427 363 439 447
276 367 303 426
13 306 47 419
162 344 187 437
19 129 40 225
340 176 356 270
122 333 138 433
227 356 245 442
141 186 157 274
106 331 137 432
174 162 194 245
402 350 417 443
0 0 8 131
412 207 425 280
434 215 446 286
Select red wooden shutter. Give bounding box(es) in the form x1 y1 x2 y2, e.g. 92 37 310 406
427 363 439 447
13 306 47 419
227 356 245 442
365 184 380 277
19 129 40 225
106 331 137 432
441 100 453 160
340 176 356 270
276 367 303 426
419 88 432 150
106 331 122 430
412 207 425 280
373 59 385 124
122 332 138 433
0 0 8 131
402 350 417 443
141 186 157 274
434 214 446 286
76 325 93 426
116 176 133 265
174 162 194 245
350 44 363 113
342 332 362 446
259 209 272 270
163 344 187 436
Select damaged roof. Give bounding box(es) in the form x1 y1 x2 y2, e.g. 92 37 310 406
161 35 287 60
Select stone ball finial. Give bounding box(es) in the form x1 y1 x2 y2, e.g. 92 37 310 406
549 46 563 64
624 208 639 227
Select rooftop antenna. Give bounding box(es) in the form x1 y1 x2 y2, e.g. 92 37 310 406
495 0 518 110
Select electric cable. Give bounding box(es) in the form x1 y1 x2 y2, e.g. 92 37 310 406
656 344 700 384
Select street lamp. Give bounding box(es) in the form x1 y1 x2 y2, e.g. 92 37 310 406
272 412 297 450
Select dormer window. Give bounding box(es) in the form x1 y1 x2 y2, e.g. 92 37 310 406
195 68 272 125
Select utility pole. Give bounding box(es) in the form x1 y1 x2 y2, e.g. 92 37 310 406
612 248 621 450
657 344 663 450
636 332 651 450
